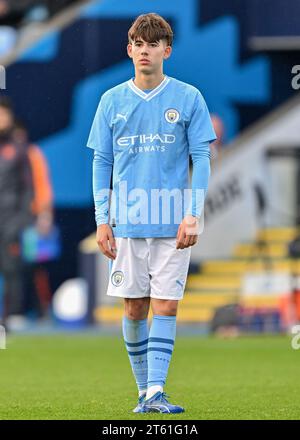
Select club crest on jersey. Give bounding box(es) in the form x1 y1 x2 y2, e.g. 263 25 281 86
111 271 124 287
165 108 179 123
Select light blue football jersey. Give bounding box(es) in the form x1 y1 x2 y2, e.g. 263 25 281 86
87 75 216 238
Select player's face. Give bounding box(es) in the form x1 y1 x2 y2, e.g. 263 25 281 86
127 38 171 75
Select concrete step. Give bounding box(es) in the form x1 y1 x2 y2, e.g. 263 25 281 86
201 259 300 275
233 242 288 258
187 274 241 290
95 305 215 323
256 227 298 242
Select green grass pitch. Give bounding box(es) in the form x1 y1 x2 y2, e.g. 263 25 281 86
0 334 299 420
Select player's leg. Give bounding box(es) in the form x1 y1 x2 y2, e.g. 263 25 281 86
142 238 191 413
106 237 151 411
146 299 178 398
144 299 183 413
123 297 150 411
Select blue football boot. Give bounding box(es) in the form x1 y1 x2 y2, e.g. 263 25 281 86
142 392 184 414
133 394 146 413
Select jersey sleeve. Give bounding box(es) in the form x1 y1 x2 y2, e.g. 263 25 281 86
186 91 215 219
186 141 210 218
187 91 217 152
93 150 113 225
87 95 114 226
87 96 112 155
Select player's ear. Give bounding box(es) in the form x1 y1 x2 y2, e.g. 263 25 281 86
127 43 133 59
163 45 172 60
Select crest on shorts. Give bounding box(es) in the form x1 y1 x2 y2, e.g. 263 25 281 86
111 270 124 287
165 108 179 123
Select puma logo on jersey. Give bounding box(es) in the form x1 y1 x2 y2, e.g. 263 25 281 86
116 113 128 122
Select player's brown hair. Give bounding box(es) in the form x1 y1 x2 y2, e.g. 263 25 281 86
128 13 173 47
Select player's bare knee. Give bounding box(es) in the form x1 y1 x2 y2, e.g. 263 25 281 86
124 298 149 320
152 299 178 316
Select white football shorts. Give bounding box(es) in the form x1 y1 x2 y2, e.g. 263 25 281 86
107 237 191 300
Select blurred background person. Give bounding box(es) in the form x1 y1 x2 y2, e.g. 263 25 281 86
13 120 55 320
0 96 33 329
288 231 300 325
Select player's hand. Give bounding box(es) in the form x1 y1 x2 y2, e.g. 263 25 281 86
176 215 199 249
96 224 117 260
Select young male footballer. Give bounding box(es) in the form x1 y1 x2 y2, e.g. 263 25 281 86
87 13 216 414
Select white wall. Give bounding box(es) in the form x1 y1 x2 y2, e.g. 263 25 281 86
191 96 300 261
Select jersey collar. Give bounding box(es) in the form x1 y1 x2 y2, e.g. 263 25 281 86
127 75 170 101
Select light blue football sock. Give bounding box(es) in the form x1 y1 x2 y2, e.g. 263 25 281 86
122 316 148 392
147 315 177 388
